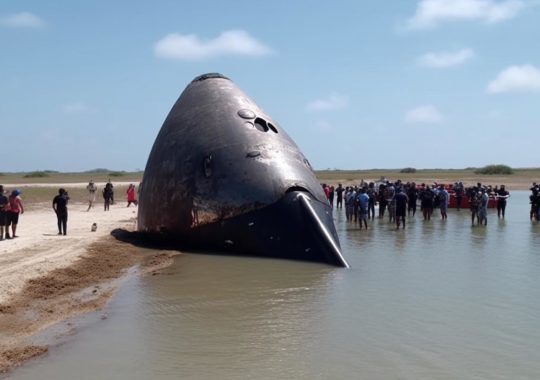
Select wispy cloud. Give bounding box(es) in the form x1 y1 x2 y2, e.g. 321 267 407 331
418 48 475 68
154 30 273 61
407 0 525 30
0 12 46 28
405 105 444 124
61 102 92 114
306 93 349 112
487 64 540 93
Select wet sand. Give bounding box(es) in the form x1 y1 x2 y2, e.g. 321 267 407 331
0 201 177 373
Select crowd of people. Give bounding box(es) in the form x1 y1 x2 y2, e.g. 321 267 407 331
322 180 516 230
0 180 138 240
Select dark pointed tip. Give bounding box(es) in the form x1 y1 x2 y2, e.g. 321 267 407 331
296 193 350 268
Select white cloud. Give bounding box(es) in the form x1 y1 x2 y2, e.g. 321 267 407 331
154 30 273 61
418 48 475 68
306 93 349 112
405 105 444 124
0 12 46 28
62 102 91 114
487 64 540 93
407 0 525 29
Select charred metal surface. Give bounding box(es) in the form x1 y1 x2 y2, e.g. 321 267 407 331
138 73 348 267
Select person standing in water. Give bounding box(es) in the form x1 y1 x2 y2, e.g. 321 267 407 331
438 185 449 220
496 185 510 219
53 188 69 235
356 187 369 230
395 187 408 229
335 184 344 209
478 188 489 226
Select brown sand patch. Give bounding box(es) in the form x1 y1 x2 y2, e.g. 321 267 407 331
0 235 179 374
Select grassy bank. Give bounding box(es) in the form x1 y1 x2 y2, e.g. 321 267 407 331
0 171 143 185
315 168 540 190
0 172 142 207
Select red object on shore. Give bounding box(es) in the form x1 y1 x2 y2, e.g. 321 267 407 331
448 193 497 208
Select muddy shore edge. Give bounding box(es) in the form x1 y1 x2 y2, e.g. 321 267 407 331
0 233 178 374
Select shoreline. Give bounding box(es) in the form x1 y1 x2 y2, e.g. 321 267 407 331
0 202 178 373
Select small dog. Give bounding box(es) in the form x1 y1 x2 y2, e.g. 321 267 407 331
91 223 97 232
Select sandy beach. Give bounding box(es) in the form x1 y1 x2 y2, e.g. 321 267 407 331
0 196 177 373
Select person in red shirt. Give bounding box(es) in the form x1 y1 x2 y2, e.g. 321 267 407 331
6 189 24 238
126 184 138 207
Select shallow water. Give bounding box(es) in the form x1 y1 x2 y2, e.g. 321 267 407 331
9 191 540 379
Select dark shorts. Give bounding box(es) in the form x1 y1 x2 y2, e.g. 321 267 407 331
7 211 19 225
0 210 6 226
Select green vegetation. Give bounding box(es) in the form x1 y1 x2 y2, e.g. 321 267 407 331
108 171 125 177
23 171 50 178
400 167 417 173
0 171 143 185
474 164 514 175
84 168 111 173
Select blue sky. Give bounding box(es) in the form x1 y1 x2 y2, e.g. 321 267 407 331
1 0 539 172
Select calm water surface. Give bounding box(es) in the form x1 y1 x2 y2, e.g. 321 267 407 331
10 191 540 379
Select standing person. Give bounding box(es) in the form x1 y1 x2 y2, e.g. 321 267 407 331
420 185 434 220
378 184 387 218
454 182 464 211
328 185 335 208
6 190 24 238
345 187 355 222
395 188 408 229
438 185 449 220
478 188 489 226
86 180 97 211
496 185 510 219
322 184 330 203
353 186 359 222
126 184 138 207
335 184 344 209
0 185 7 240
407 182 417 217
386 184 396 223
53 188 69 235
530 188 540 221
106 179 115 204
469 190 480 225
103 183 113 211
356 188 369 229
367 182 376 220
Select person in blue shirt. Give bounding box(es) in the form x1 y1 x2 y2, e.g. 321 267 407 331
437 185 449 220
356 187 370 229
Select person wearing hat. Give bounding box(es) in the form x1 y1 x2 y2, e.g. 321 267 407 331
0 185 8 240
6 189 24 238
